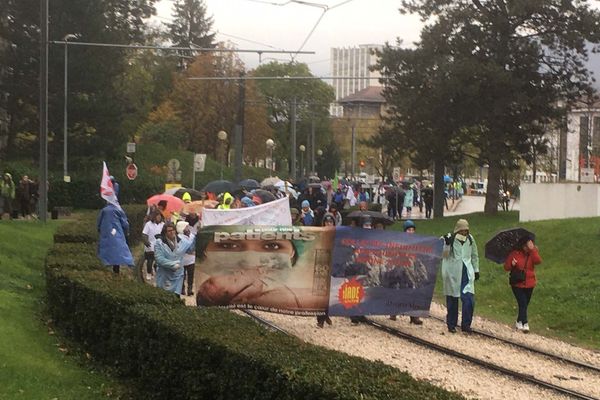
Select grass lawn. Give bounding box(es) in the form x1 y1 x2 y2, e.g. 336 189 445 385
391 211 600 349
0 220 131 400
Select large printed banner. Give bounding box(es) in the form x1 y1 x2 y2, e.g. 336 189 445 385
328 227 443 317
196 226 334 316
202 196 292 227
195 225 444 317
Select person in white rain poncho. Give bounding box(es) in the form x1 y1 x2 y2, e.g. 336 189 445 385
441 219 479 334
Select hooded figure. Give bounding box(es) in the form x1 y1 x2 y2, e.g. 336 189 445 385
217 192 233 209
97 202 133 270
441 218 479 333
154 222 195 295
0 172 16 216
182 192 192 203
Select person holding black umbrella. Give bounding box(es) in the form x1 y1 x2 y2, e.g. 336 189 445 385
503 236 542 333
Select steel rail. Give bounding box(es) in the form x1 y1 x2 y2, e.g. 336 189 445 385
364 318 599 400
241 310 290 336
428 315 600 374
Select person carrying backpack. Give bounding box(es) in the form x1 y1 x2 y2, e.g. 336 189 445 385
441 219 479 333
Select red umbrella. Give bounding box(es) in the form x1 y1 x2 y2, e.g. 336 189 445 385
147 194 185 217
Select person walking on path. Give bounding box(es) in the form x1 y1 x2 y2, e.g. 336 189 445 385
389 219 423 325
504 236 542 333
177 220 197 296
403 185 414 218
17 175 34 218
142 211 164 280
441 219 479 333
97 201 133 274
154 222 195 296
422 185 434 219
0 172 16 219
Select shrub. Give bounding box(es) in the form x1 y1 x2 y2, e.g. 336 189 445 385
45 211 465 400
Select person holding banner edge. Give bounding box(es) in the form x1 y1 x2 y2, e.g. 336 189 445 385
441 219 479 333
389 219 423 325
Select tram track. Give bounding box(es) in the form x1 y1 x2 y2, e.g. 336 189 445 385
427 315 600 374
363 317 600 400
243 311 600 400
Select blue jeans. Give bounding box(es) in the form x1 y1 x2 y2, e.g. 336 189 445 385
511 287 534 323
446 264 475 330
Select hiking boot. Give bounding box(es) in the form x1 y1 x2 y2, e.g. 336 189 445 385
522 323 530 333
448 327 457 333
515 321 523 331
410 317 423 325
461 326 473 334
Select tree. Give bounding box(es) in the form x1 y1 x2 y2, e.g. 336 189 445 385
375 40 477 217
252 62 335 176
398 0 600 215
0 0 159 167
167 0 214 69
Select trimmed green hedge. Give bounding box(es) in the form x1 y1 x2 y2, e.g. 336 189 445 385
45 209 465 400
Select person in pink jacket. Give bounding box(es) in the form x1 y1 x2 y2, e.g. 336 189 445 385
504 236 542 333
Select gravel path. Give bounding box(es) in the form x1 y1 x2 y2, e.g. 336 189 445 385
174 276 600 400
243 304 600 400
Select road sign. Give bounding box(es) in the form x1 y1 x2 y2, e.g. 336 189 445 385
126 142 136 153
126 163 138 180
194 153 207 172
392 167 401 182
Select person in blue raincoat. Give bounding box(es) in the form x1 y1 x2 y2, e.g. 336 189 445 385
97 202 133 274
154 221 195 296
441 218 479 333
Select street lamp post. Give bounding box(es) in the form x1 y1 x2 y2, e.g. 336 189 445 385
63 34 77 182
218 130 227 180
299 145 306 178
316 149 323 176
266 138 275 177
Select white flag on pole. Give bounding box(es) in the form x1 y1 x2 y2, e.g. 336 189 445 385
100 162 120 208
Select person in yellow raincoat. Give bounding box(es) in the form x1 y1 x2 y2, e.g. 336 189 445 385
441 218 479 334
217 192 233 209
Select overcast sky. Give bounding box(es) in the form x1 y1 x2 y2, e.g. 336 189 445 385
153 0 423 76
153 0 600 84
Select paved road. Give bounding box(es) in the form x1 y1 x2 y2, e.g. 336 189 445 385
401 195 519 220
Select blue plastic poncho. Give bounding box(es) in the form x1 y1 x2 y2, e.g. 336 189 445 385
97 204 133 266
154 234 195 294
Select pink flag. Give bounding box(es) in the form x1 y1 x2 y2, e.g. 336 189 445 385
100 162 120 208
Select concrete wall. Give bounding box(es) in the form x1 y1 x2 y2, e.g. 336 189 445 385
520 183 600 222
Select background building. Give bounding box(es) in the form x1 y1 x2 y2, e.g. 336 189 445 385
329 44 382 117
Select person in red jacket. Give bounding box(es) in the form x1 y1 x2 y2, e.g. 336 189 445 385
504 236 542 333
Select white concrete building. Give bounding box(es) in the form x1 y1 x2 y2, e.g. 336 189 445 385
562 100 600 182
329 44 382 116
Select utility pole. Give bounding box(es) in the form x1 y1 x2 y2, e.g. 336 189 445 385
310 119 315 175
290 97 297 181
39 0 48 222
351 124 356 178
234 73 245 183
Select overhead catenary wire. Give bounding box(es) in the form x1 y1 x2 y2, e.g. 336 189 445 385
48 40 314 55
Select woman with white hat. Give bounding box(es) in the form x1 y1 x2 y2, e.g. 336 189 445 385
441 219 479 333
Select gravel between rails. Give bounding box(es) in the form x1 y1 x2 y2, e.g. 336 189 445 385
182 289 600 400
244 304 600 400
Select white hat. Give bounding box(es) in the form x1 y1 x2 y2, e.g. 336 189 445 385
176 220 189 234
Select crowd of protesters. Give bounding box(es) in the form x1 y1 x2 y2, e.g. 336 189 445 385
94 173 539 335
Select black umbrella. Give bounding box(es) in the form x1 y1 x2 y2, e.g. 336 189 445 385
166 187 203 201
202 180 239 195
239 178 260 190
485 228 536 264
251 189 276 204
346 210 394 226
